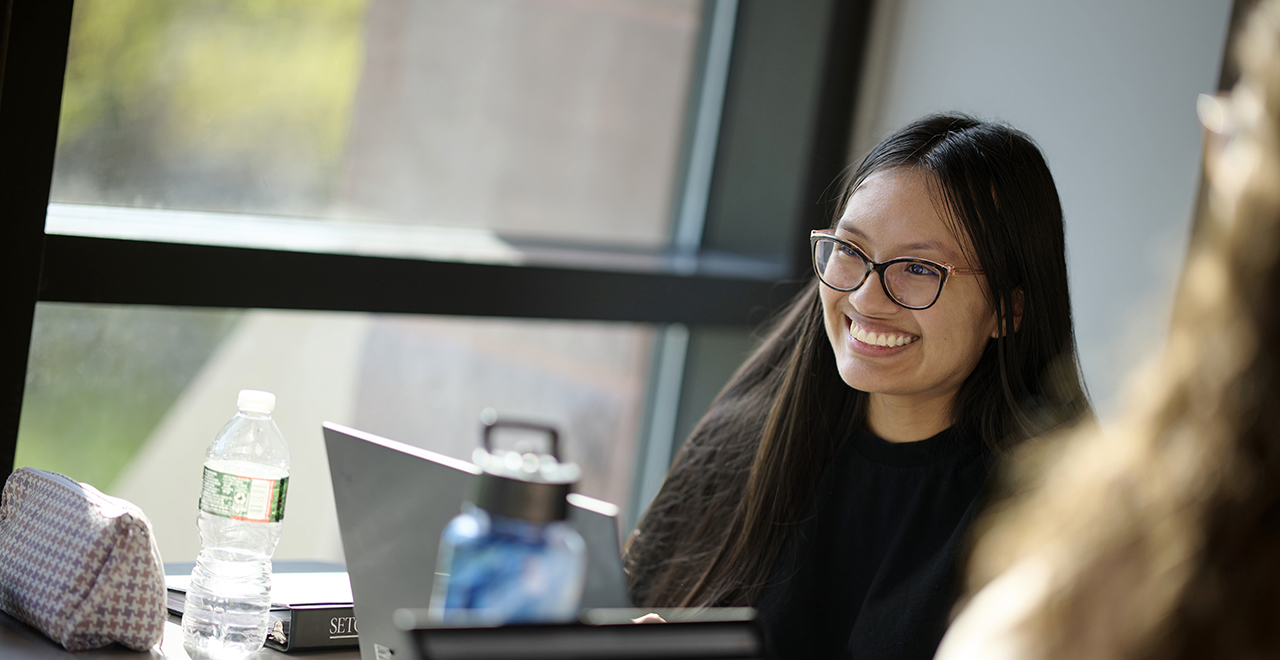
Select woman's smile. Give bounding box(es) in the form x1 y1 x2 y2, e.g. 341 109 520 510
845 316 920 355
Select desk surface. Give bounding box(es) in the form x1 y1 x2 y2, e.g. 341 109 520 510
0 611 361 660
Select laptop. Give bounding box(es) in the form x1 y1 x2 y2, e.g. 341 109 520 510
323 422 632 660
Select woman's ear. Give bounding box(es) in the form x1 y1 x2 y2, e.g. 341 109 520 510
991 287 1025 338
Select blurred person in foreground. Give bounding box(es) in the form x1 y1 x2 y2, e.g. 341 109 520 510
935 2 1280 658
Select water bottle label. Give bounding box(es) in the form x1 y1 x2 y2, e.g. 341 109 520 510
199 467 288 522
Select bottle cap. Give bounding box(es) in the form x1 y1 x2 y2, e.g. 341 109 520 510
470 411 580 523
237 389 276 414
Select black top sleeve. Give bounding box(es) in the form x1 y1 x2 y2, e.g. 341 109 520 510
754 424 992 660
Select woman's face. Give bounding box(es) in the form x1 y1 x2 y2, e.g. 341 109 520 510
820 168 998 412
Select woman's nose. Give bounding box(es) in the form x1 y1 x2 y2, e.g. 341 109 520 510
850 271 898 314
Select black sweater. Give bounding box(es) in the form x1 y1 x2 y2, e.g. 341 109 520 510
754 424 993 660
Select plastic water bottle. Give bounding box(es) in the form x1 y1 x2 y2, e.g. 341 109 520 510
429 411 586 624
182 390 290 659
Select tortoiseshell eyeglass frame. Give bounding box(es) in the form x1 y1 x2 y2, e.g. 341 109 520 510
810 229 984 310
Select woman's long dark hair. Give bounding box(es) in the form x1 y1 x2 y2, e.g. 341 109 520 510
624 114 1090 608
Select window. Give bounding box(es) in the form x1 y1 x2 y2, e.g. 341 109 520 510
20 303 653 563
2 0 872 561
51 0 701 247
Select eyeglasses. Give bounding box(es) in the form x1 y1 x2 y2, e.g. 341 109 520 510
810 230 983 310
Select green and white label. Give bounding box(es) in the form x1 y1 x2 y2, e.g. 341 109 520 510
199 467 288 522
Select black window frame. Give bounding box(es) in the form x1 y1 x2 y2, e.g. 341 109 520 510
0 0 874 485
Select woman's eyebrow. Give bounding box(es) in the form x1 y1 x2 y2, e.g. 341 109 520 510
836 222 956 258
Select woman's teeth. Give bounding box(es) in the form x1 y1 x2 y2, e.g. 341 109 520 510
851 323 918 348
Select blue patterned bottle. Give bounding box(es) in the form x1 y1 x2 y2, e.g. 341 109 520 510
429 413 585 624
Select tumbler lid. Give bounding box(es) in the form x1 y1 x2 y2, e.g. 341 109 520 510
470 410 580 523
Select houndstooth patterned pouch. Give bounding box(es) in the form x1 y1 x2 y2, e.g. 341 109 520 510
0 467 166 651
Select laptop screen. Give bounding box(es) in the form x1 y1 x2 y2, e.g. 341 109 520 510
323 422 630 660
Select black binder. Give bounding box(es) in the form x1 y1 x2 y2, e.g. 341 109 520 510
165 570 359 652
263 602 359 652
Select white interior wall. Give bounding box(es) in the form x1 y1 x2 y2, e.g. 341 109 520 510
853 0 1234 415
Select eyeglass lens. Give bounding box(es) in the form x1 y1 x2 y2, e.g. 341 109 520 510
813 237 944 308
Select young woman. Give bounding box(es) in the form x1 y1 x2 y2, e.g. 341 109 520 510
624 114 1090 660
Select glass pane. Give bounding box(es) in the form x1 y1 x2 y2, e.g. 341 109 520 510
50 0 702 249
17 303 653 564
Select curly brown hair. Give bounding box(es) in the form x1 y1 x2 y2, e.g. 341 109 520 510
957 2 1280 658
